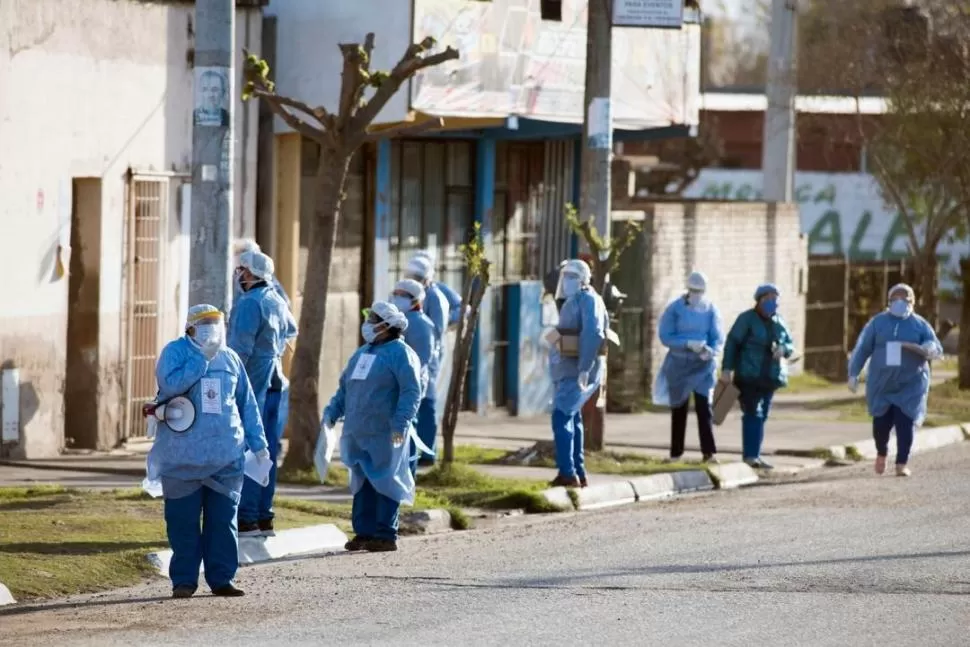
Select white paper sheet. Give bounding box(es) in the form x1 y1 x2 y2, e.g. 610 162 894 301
244 450 271 486
886 341 902 366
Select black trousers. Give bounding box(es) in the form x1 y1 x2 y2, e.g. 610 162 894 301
670 392 716 458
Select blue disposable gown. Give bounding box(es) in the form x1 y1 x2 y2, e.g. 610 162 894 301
433 281 463 326
848 310 942 425
147 337 267 501
233 275 290 311
654 296 724 407
402 309 438 399
423 287 450 387
323 338 423 504
550 288 610 413
227 284 297 410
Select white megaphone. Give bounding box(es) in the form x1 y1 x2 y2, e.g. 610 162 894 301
143 396 196 432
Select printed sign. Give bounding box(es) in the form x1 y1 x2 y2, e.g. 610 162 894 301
612 0 684 29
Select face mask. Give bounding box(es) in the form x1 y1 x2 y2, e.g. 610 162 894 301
761 298 778 316
687 291 703 307
562 277 581 298
889 300 912 318
391 295 413 312
362 322 387 344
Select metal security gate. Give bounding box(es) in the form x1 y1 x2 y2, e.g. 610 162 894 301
122 176 168 440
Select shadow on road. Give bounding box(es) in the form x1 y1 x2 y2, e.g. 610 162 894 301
0 595 171 617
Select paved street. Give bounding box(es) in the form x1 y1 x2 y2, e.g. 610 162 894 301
3 442 969 646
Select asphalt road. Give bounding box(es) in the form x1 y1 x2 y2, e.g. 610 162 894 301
3 444 970 647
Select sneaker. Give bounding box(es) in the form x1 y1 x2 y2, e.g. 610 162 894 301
257 518 276 537
417 456 436 468
211 584 245 597
344 535 372 551
874 456 887 475
895 465 912 477
579 477 589 487
702 455 720 465
744 458 774 470
238 521 261 538
363 538 398 552
549 474 582 488
172 585 196 599
663 456 683 464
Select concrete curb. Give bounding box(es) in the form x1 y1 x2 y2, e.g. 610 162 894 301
541 467 729 511
845 424 967 461
0 582 15 606
400 509 453 535
147 523 348 575
0 459 144 478
707 462 760 489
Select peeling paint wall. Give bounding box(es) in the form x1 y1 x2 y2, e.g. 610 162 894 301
0 0 261 457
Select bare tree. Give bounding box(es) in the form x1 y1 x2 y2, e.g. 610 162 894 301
242 35 459 471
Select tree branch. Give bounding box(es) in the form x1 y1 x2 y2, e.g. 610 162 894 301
258 92 326 142
362 117 445 142
351 39 460 133
251 89 331 127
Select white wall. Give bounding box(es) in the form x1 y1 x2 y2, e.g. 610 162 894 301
0 0 261 457
267 0 414 131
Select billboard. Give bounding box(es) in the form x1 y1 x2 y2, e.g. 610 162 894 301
410 0 700 130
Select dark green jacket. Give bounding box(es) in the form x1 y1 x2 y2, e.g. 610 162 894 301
722 308 795 390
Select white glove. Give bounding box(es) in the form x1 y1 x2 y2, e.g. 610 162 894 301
719 370 733 383
921 341 941 359
256 448 271 463
686 340 705 353
699 347 713 362
578 371 589 390
847 376 859 393
772 347 785 360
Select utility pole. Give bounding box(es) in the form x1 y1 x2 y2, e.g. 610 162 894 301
762 0 798 202
579 0 613 451
189 0 235 312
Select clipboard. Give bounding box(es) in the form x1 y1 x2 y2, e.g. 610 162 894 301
712 380 740 426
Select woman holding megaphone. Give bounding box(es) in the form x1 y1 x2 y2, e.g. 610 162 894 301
143 304 270 599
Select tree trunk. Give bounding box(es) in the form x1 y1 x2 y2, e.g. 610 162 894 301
958 259 970 390
912 252 939 329
441 276 486 464
282 149 352 472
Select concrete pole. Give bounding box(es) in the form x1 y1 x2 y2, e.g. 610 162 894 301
189 0 235 312
580 0 613 274
579 0 613 451
761 0 798 202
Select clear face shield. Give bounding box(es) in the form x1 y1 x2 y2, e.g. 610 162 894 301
555 270 583 300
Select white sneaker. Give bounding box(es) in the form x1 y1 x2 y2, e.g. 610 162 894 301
895 465 912 477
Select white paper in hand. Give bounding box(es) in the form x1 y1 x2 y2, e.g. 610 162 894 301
244 449 271 487
141 478 163 498
314 423 337 483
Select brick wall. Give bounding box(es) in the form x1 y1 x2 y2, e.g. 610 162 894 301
610 202 808 407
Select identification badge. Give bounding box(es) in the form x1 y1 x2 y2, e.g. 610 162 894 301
351 354 376 381
201 378 222 414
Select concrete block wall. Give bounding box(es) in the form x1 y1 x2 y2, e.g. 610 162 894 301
612 202 808 401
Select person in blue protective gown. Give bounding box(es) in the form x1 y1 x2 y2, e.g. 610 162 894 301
390 279 440 476
413 250 464 326
654 271 724 463
146 304 269 598
228 250 298 537
719 283 796 470
232 239 290 308
322 301 422 552
549 260 609 488
847 283 942 477
404 254 451 466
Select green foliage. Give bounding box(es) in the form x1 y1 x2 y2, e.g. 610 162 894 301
563 203 641 275
458 222 489 279
241 52 274 101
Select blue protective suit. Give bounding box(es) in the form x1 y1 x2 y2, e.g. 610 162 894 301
424 285 451 340
655 296 724 407
549 287 609 480
147 336 267 590
722 308 795 461
323 338 422 510
848 310 941 426
433 281 463 326
402 309 440 472
233 274 290 310
227 283 297 525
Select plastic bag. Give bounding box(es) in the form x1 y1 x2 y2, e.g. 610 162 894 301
141 478 163 498
651 370 670 407
314 423 337 483
243 449 271 487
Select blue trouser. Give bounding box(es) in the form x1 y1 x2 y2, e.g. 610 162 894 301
164 485 239 590
551 409 587 480
738 385 775 460
239 388 285 523
873 404 915 465
351 478 401 541
415 397 437 461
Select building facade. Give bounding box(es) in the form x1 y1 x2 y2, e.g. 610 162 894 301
0 0 264 458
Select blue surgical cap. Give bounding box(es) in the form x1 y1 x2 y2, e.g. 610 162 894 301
754 283 780 301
